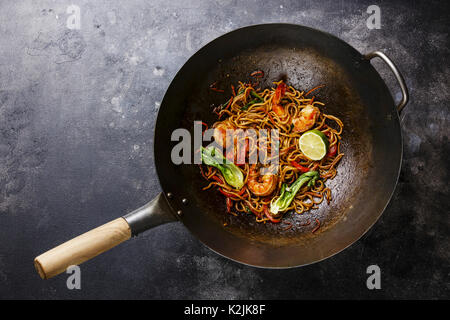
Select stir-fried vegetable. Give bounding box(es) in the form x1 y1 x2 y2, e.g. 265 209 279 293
226 197 233 213
201 146 244 189
326 144 338 158
290 161 310 173
242 98 260 110
242 90 264 110
250 90 263 101
263 205 281 223
270 171 320 215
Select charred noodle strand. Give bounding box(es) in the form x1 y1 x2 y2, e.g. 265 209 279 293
201 81 344 223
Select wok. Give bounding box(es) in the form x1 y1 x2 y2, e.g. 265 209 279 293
34 24 408 279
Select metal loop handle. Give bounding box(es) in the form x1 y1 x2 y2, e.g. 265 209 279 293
364 51 409 113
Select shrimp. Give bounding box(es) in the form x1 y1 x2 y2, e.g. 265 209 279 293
213 120 236 149
247 165 278 196
271 82 288 117
272 104 286 117
292 105 320 133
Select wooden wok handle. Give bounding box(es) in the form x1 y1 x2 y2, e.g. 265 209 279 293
34 218 131 279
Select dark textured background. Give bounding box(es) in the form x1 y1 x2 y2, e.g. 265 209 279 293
0 0 448 299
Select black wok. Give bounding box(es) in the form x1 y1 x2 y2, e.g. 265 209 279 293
34 24 408 278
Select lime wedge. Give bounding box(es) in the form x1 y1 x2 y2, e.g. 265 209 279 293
299 130 329 160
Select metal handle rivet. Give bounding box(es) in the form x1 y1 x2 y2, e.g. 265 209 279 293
167 192 173 199
182 198 188 205
177 210 183 217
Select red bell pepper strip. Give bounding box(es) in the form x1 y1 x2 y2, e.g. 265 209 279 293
237 186 246 196
226 197 233 213
263 205 281 223
290 161 310 173
218 188 232 196
210 81 224 93
305 84 324 97
211 175 224 184
327 144 337 158
200 122 208 136
250 70 264 78
311 218 321 233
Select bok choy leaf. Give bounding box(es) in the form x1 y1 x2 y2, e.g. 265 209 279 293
270 171 320 215
201 146 244 189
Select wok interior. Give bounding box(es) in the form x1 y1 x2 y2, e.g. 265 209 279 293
155 24 401 267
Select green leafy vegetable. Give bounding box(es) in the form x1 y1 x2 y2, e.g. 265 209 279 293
250 90 263 101
270 171 320 215
242 99 260 110
242 91 263 110
201 146 244 189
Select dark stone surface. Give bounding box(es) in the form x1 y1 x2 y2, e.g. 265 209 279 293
0 0 448 299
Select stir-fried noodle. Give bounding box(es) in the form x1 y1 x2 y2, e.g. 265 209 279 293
199 80 344 224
